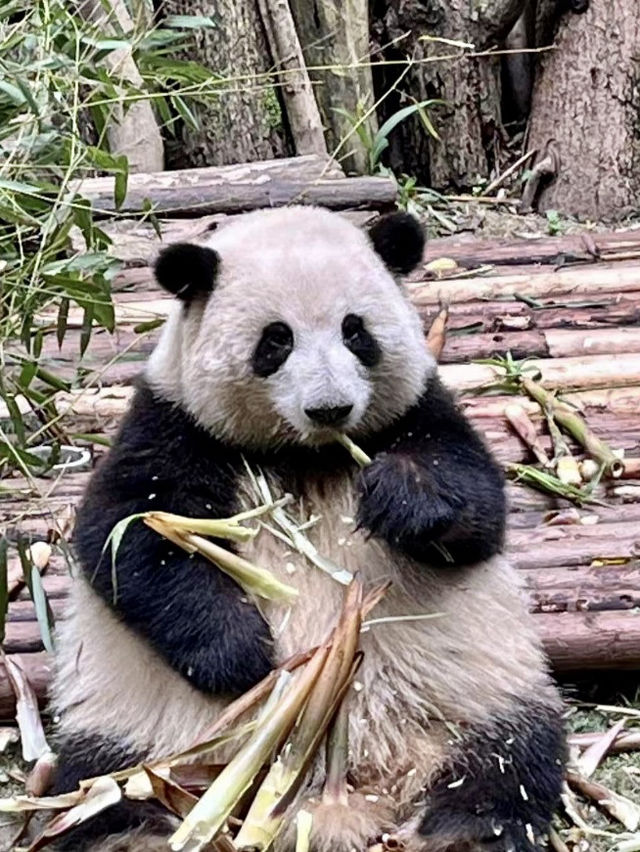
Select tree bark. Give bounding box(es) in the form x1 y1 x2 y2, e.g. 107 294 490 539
527 3 640 219
158 0 292 168
370 0 526 189
289 0 378 175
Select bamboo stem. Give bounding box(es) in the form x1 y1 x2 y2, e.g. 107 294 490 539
521 377 624 477
234 581 365 850
169 649 329 851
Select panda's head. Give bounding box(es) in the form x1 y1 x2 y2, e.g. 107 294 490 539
147 207 434 448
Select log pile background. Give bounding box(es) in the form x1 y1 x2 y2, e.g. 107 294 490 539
1 155 639 718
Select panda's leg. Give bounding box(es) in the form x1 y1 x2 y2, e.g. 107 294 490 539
398 699 565 852
49 732 176 851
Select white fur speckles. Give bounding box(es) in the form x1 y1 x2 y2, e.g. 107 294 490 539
146 207 434 448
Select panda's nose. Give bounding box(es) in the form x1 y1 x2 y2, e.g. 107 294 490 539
305 404 353 426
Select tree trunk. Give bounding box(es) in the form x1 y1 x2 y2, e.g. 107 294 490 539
158 0 292 168
370 0 526 189
527 3 640 220
289 0 378 175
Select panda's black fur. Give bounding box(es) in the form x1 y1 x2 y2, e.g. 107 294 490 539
47 209 565 852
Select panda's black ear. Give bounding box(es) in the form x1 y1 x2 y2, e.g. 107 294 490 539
154 243 219 302
368 212 425 275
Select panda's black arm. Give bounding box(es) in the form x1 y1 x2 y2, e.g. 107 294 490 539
73 383 273 695
357 375 506 565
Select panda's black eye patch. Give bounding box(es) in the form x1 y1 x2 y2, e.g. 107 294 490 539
252 322 294 377
342 314 381 367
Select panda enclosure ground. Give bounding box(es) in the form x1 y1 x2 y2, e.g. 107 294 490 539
1 155 640 720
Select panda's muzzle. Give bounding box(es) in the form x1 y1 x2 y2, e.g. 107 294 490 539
304 404 353 426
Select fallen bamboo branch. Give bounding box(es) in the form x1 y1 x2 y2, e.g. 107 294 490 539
521 378 624 477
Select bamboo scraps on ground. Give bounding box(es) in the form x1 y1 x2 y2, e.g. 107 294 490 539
521 377 624 478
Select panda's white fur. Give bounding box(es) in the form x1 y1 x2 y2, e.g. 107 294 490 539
49 207 563 852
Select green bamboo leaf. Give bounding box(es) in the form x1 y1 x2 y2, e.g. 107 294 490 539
80 303 94 357
18 361 37 391
30 566 55 653
14 78 40 116
114 155 129 210
57 298 69 348
101 514 146 603
370 100 445 168
0 79 26 105
171 95 199 130
5 395 26 444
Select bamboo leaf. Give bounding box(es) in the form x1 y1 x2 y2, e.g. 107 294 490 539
114 155 129 210
79 303 94 356
30 566 56 654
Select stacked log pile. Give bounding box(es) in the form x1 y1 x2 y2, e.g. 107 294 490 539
1 157 639 717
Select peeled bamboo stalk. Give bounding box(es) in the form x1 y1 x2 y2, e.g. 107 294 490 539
234 582 364 850
569 730 640 752
521 378 624 477
168 650 330 851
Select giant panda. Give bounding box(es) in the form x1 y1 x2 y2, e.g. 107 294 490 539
48 206 565 852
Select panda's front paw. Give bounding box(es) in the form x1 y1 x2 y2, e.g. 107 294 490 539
356 452 464 561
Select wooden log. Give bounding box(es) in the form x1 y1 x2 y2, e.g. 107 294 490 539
440 354 640 392
408 263 640 305
440 327 640 364
536 611 640 671
510 537 640 570
420 292 640 335
461 387 640 419
73 166 396 217
545 327 640 358
423 229 640 269
525 564 640 613
0 609 637 717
